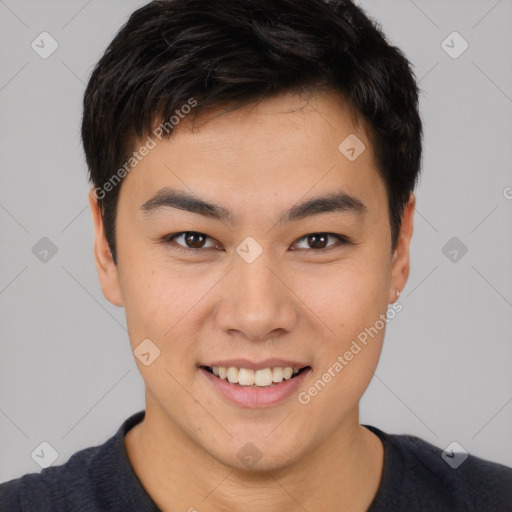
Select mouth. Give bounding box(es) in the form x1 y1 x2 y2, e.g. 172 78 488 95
200 364 311 388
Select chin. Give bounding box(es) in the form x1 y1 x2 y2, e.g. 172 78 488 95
210 431 307 473
223 450 299 474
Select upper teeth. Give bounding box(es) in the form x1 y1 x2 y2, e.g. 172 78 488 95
211 366 300 387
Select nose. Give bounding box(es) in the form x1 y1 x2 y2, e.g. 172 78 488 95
214 249 298 342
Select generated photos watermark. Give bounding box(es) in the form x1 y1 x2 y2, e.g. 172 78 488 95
94 97 198 201
298 301 403 405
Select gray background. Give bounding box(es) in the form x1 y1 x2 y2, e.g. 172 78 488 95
1 0 511 483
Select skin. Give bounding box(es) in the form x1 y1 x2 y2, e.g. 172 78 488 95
89 89 415 511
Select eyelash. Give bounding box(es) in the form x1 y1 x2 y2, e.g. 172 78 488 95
162 231 352 255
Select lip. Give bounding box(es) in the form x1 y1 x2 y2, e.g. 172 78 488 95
200 358 309 371
199 365 312 408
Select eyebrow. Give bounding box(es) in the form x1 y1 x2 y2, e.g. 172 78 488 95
140 187 367 224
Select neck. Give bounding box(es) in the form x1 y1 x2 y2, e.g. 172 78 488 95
124 397 384 511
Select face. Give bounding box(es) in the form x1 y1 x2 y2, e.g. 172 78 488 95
90 90 413 471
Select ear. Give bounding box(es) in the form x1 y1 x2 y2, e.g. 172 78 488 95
388 193 415 304
88 189 124 307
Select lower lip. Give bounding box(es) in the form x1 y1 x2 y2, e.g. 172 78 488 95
199 367 311 408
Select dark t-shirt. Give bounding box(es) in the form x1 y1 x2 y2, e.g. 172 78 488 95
1 410 511 511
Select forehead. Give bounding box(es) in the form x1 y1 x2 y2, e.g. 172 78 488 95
118 90 387 223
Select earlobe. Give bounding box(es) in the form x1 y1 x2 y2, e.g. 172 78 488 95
389 193 415 303
88 189 124 307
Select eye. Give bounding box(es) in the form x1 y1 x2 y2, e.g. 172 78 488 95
292 232 350 252
165 231 220 252
162 231 351 254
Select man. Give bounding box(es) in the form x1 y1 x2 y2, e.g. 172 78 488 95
1 0 511 510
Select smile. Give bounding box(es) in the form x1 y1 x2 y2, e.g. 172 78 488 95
199 364 312 407
201 365 310 388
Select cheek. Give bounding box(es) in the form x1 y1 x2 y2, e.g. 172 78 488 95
294 302 388 435
300 253 391 336
299 252 391 392
118 263 201 403
118 256 214 364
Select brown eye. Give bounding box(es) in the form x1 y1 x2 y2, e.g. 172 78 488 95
294 232 349 251
183 232 207 248
307 233 329 249
166 231 218 250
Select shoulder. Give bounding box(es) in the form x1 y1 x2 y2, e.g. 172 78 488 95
0 411 146 512
402 432 512 502
0 443 102 512
367 424 512 512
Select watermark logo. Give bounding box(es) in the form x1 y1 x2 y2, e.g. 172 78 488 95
32 237 58 263
442 441 468 469
442 236 468 263
441 31 469 59
31 32 59 59
31 441 58 469
338 134 366 161
133 338 161 366
236 236 263 264
237 442 263 469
